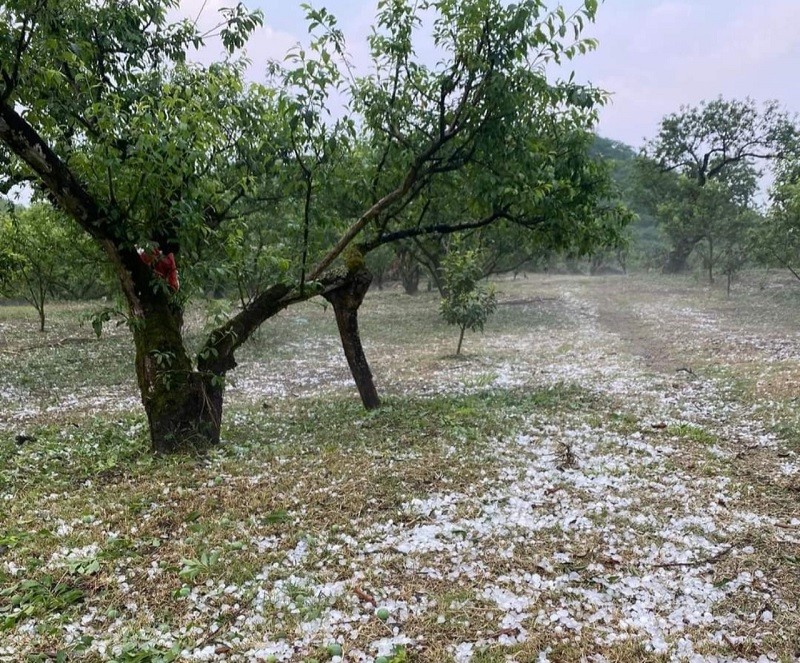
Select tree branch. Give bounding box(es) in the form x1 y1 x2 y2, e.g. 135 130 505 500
0 100 110 238
198 269 355 375
363 210 509 251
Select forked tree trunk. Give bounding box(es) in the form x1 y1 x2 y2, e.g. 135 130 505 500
114 244 230 454
411 238 447 297
397 248 420 295
323 268 381 410
131 295 224 453
0 100 228 454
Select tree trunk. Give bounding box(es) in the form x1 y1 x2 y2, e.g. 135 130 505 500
132 297 224 453
112 243 230 454
617 248 627 275
456 325 466 356
323 268 381 410
411 238 447 297
706 236 714 284
662 238 697 274
0 100 232 453
33 280 46 332
397 248 420 295
565 258 583 275
144 372 224 454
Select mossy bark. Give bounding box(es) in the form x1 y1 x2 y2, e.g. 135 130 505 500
323 268 381 410
106 243 226 454
132 301 223 453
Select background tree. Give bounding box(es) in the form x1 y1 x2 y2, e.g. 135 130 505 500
640 97 796 273
589 136 659 270
0 204 102 331
639 165 760 283
716 208 758 296
368 127 632 291
364 245 394 291
761 156 800 280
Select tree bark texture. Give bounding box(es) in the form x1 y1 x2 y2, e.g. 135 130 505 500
323 268 381 410
130 288 223 452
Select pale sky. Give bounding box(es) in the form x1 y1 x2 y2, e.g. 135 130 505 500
178 0 800 150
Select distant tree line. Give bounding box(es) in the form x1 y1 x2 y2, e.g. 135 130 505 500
595 97 800 290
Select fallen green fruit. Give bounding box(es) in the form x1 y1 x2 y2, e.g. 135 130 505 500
327 643 343 657
376 607 390 621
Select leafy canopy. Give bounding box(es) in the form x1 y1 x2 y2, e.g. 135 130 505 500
2 0 615 360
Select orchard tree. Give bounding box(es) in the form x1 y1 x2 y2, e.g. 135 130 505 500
364 125 632 293
716 208 759 296
641 97 797 273
0 204 101 331
638 161 759 283
1 0 617 453
761 156 800 280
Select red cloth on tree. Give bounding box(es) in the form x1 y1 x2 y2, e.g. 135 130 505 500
139 248 180 291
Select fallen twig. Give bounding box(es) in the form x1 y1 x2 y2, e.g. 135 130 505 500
486 626 520 640
651 546 732 569
354 586 377 605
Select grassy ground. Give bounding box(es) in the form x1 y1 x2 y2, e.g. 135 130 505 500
1 272 799 662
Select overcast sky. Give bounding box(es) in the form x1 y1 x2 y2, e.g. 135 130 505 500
179 0 800 151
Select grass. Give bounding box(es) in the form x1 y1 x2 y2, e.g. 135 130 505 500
664 423 717 446
1 272 800 662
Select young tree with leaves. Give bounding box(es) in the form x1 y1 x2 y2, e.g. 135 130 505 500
0 204 101 331
439 246 497 356
760 155 800 280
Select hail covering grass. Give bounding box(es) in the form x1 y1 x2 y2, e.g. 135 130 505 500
0 273 798 661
